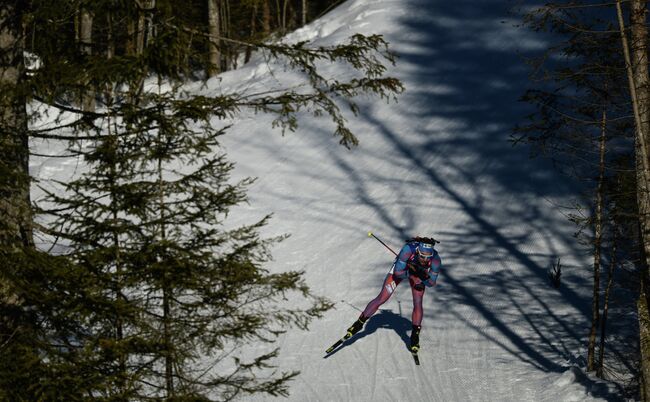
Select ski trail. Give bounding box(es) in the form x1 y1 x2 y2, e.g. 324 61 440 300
206 0 623 400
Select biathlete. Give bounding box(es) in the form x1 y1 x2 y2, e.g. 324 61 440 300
345 236 441 352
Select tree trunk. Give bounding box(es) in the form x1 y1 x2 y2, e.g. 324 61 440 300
588 108 607 371
282 0 289 33
0 1 31 249
262 0 271 34
0 0 30 340
79 7 95 112
244 4 256 64
302 0 307 26
106 11 114 60
79 8 92 57
136 4 145 54
130 0 153 103
0 5 38 399
617 1 650 399
207 0 220 77
642 276 650 401
598 227 618 378
157 152 174 397
104 106 128 395
136 0 155 55
275 0 282 33
631 2 650 399
126 12 135 55
223 0 231 70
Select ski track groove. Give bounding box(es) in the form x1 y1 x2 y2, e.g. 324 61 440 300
370 332 378 401
191 0 619 399
28 0 626 397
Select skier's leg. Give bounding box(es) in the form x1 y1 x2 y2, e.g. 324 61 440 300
360 269 401 320
347 267 401 337
410 278 425 326
409 278 425 350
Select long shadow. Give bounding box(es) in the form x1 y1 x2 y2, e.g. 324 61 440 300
311 106 592 372
314 0 597 377
323 310 412 358
228 0 628 398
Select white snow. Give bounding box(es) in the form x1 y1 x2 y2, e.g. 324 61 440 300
29 0 628 401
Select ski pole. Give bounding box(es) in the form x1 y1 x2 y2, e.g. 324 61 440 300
368 231 398 256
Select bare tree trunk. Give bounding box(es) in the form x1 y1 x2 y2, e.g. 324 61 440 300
207 0 220 77
156 151 174 397
275 0 282 33
302 0 307 26
641 229 650 400
282 0 289 33
630 2 650 399
79 6 95 112
126 12 135 55
136 1 146 54
598 226 618 378
106 11 114 60
79 8 92 56
130 0 154 103
223 0 232 70
616 1 650 399
588 108 607 371
136 0 155 55
262 0 271 34
244 4 256 64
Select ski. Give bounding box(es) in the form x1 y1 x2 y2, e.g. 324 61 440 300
327 332 420 365
325 333 353 354
325 338 344 354
411 346 420 365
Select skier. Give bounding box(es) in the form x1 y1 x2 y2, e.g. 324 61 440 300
346 237 441 353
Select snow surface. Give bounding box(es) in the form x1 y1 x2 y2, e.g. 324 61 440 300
29 0 630 401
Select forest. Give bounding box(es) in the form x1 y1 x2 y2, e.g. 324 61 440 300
3 0 650 401
0 0 401 400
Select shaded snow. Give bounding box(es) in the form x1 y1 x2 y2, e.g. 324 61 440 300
29 0 630 400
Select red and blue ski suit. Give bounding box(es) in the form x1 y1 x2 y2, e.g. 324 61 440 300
361 242 441 327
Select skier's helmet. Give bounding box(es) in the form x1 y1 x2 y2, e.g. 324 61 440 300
416 243 434 264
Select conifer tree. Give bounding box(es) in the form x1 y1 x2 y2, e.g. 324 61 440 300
10 0 403 400
0 2 44 399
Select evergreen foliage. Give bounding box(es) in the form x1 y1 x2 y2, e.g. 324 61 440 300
0 0 403 400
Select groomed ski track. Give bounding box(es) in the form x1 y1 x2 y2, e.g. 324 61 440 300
211 0 624 401
30 0 625 400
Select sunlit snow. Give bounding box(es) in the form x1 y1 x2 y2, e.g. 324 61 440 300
29 0 626 400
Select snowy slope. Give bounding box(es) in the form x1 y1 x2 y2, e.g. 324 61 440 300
211 0 624 401
30 0 626 401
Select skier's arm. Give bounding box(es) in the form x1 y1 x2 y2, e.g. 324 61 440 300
392 244 413 279
422 253 441 287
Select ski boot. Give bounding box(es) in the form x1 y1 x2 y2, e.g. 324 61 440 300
325 315 369 354
410 325 421 353
346 315 368 337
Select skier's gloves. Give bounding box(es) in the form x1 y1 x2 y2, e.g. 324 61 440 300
416 271 430 282
407 263 419 276
408 263 429 281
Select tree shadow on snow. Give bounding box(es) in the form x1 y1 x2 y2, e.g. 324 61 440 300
312 0 630 399
231 0 634 399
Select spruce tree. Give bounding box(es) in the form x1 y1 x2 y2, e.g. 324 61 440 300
15 0 403 400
